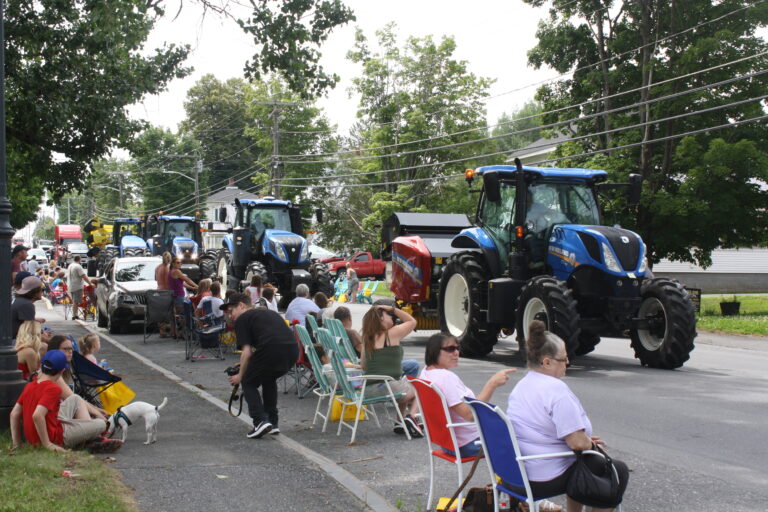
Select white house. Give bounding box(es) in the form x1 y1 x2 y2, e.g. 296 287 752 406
205 187 260 225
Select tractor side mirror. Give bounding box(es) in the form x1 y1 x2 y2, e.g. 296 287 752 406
483 171 501 203
628 174 643 206
219 207 227 222
315 208 323 224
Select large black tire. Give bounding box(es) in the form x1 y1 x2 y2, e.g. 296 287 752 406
439 252 500 358
215 248 238 290
310 262 333 297
515 276 580 363
99 248 118 275
630 278 696 369
244 261 268 289
575 331 601 356
200 255 216 281
123 247 144 257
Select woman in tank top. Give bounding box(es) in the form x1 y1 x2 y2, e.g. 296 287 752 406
360 304 421 437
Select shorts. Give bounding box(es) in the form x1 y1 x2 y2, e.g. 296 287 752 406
443 437 483 459
58 395 106 448
174 296 186 307
363 377 409 400
71 289 83 306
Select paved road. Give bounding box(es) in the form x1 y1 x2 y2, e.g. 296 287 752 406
50 300 768 511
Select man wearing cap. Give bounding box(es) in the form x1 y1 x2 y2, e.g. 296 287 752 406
11 276 47 339
223 293 299 439
66 255 92 320
11 244 28 282
9 350 122 453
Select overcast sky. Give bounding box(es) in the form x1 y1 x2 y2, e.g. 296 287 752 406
129 0 554 135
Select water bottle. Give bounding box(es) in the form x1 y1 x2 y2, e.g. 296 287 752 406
498 491 510 510
100 359 111 371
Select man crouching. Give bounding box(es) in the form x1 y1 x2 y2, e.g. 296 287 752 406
222 293 299 438
10 350 122 453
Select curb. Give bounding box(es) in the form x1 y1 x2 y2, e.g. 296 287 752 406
76 319 398 512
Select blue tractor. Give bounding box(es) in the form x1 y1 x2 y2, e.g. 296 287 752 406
145 214 214 282
98 218 149 273
214 197 332 307
437 160 696 369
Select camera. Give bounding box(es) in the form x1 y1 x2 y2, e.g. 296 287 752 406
224 365 240 377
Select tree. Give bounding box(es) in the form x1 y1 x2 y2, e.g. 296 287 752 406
316 25 493 251
33 216 55 241
523 0 768 266
491 101 544 155
6 0 191 228
129 128 203 216
181 75 263 192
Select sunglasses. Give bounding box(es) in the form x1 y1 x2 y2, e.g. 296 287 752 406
441 345 460 353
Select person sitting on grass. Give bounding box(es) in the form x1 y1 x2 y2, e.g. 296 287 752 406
10 350 123 454
47 335 109 421
15 321 44 381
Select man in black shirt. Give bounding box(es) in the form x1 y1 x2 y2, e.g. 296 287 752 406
222 293 299 439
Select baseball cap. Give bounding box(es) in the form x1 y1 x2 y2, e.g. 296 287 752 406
219 292 252 311
41 350 69 372
14 270 33 287
17 276 44 295
12 245 29 256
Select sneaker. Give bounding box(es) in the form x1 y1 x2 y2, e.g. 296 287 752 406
87 437 123 454
247 421 273 439
269 425 280 435
393 421 406 435
404 415 424 438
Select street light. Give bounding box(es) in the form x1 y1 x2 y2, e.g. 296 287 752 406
161 160 202 214
0 1 26 429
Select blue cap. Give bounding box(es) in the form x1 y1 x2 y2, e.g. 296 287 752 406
14 271 32 286
41 350 69 372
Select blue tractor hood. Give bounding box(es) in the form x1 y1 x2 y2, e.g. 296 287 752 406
121 235 147 249
547 224 648 282
262 229 309 264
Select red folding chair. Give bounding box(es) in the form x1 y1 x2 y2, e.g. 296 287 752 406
408 377 484 512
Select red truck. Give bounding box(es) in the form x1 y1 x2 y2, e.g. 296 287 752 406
326 251 387 280
54 224 83 265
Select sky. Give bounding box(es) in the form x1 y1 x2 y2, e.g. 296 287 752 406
129 0 555 135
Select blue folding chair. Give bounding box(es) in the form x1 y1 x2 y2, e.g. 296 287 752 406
182 299 225 361
464 398 620 512
71 351 122 407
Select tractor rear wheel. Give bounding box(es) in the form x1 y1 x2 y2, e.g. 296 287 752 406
200 254 216 281
123 248 143 258
215 248 238 290
439 252 499 358
516 276 580 363
630 278 696 369
244 262 268 289
310 262 333 297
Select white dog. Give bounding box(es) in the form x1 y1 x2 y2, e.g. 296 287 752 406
107 397 168 445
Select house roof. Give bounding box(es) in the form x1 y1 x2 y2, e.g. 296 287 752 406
206 187 260 204
506 131 572 161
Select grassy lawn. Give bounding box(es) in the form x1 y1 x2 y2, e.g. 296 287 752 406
0 433 136 512
372 281 394 297
697 294 768 336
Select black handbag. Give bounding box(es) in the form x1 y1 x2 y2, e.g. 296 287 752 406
566 448 623 508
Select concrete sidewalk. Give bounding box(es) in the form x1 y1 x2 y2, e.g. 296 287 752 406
38 306 375 512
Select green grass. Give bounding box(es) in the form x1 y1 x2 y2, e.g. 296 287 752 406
697 294 768 336
372 281 394 297
0 433 136 512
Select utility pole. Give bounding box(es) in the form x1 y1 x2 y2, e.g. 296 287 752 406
67 196 71 224
253 97 297 197
194 158 202 213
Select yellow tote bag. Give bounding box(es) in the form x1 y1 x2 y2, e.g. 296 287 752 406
330 398 366 422
99 381 137 415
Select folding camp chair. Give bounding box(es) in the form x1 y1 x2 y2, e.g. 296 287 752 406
324 318 359 365
278 324 315 398
181 299 225 361
71 351 122 408
408 377 484 512
318 328 411 444
464 398 621 512
143 289 174 343
305 311 321 340
356 280 375 304
333 277 347 301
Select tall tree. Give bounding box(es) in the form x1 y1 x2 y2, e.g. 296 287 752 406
523 0 768 266
181 75 262 192
316 25 493 252
491 101 544 154
6 0 191 227
33 216 55 242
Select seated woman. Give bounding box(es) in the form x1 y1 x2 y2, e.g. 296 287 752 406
507 320 629 512
420 333 514 458
15 321 44 380
48 335 108 421
360 304 421 437
191 278 212 313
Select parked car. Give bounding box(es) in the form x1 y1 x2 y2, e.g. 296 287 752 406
95 256 161 334
36 239 54 257
62 242 90 267
325 251 387 280
26 248 49 266
309 243 339 262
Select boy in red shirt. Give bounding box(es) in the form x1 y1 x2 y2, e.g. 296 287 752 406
10 350 122 453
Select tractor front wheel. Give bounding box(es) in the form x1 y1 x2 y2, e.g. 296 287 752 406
310 262 333 297
215 248 238 291
439 252 499 358
516 276 580 363
630 278 696 369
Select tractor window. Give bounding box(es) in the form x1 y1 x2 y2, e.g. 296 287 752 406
165 221 195 243
479 181 517 261
248 207 292 238
563 184 601 225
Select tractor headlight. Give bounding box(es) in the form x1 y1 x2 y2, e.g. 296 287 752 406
601 243 622 273
300 242 309 262
274 243 288 262
639 256 648 273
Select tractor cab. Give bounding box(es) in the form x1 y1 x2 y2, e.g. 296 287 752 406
233 197 306 264
108 218 147 256
145 214 203 281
